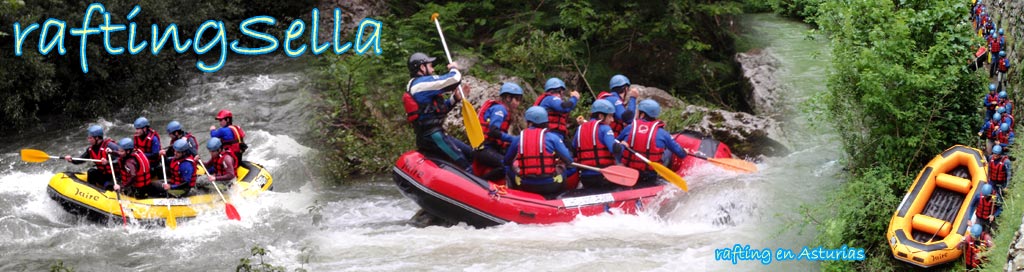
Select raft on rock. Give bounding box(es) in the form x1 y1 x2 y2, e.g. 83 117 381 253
47 161 273 225
885 145 986 268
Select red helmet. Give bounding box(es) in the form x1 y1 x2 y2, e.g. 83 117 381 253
216 109 233 119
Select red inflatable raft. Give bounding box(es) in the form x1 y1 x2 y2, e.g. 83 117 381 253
393 151 667 228
669 131 735 176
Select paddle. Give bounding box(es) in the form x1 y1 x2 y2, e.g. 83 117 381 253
20 149 101 163
107 154 129 228
196 159 241 221
160 155 177 229
571 163 639 187
431 12 484 148
617 141 688 192
687 152 757 173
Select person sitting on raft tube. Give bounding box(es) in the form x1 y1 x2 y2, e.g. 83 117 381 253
164 139 197 197
532 77 579 140
599 74 639 135
403 52 473 170
617 99 688 185
475 82 524 181
64 125 117 188
573 99 625 189
210 109 247 161
203 138 237 187
112 138 160 198
504 106 574 196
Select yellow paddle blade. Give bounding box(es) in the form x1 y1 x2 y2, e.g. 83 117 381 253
651 161 687 191
462 99 484 148
707 157 757 173
20 149 51 163
166 212 177 229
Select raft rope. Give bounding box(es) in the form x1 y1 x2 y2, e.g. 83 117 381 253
488 184 508 200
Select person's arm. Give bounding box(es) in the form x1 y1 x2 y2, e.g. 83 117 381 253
611 97 626 121
488 105 515 141
540 96 576 113
148 134 161 157
214 156 237 181
409 70 462 102
598 125 623 163
616 125 632 142
69 149 90 165
172 162 194 189
623 97 637 125
548 134 574 164
659 129 688 159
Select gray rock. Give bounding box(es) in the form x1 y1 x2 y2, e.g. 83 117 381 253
736 48 783 117
679 105 790 158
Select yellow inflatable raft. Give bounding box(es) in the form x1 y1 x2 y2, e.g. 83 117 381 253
886 145 986 267
47 161 273 225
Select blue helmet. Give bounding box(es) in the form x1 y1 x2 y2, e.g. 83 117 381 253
207 137 222 151
119 138 134 150
499 82 524 96
544 77 566 92
993 144 1003 155
638 99 661 118
591 99 615 114
998 106 1006 114
994 112 1002 121
1001 122 1009 132
990 83 997 92
525 106 548 125
609 74 630 90
1000 51 1006 57
971 223 982 238
87 125 104 137
999 28 1005 35
133 117 149 129
173 138 190 152
166 121 182 134
982 183 993 196
1000 91 1008 99
106 142 122 152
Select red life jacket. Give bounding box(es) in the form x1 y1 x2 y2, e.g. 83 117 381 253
990 155 1008 182
984 118 1000 138
991 37 1001 54
995 129 1012 144
210 151 239 178
533 93 569 136
119 149 151 188
965 236 981 268
985 92 999 111
575 120 615 168
479 100 511 149
169 155 197 188
221 125 246 156
623 120 665 171
133 128 160 155
598 91 626 134
976 195 994 220
403 79 452 134
517 128 558 177
1000 57 1010 72
88 139 115 174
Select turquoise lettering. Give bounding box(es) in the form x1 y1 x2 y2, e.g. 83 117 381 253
192 20 228 73
230 16 278 55
38 19 67 55
354 18 382 55
284 19 306 57
13 22 39 56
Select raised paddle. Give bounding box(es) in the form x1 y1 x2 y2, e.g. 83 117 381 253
571 163 639 187
431 12 484 148
107 154 129 228
196 159 241 221
687 153 757 174
160 155 177 229
617 141 689 192
20 149 101 163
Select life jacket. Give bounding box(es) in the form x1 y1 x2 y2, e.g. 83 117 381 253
985 92 1000 111
88 139 115 174
404 78 451 134
990 155 1009 182
965 236 981 268
119 149 151 188
479 99 510 149
990 36 1001 53
976 194 994 221
169 155 197 188
533 92 569 136
1000 57 1010 72
210 151 239 178
1001 114 1015 132
623 119 665 171
574 120 615 169
517 128 558 177
598 91 626 134
221 125 246 156
995 129 1012 144
984 119 1000 139
133 128 160 155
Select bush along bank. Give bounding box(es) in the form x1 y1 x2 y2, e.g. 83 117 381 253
804 0 984 270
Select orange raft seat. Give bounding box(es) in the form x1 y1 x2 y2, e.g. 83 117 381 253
885 145 987 268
